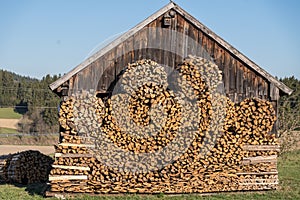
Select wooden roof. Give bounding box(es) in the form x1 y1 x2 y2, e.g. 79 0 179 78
49 2 293 95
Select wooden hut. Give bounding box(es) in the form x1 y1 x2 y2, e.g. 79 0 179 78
47 2 292 196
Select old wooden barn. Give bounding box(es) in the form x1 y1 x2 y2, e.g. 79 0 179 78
48 2 292 196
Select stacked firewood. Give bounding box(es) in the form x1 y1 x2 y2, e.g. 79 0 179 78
48 56 279 196
235 98 278 145
0 150 53 184
0 154 11 183
101 88 181 153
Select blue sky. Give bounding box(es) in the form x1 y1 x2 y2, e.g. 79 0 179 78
0 0 299 79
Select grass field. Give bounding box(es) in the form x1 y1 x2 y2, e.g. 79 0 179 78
0 150 299 200
0 108 22 119
0 127 19 134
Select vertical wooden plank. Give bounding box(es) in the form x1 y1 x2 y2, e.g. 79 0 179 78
115 43 125 86
253 76 259 97
187 23 198 56
220 48 226 89
90 62 97 91
197 30 204 58
270 83 280 134
133 31 141 62
250 72 256 98
170 11 177 69
223 52 230 96
236 61 242 101
98 58 107 91
265 80 269 100
125 36 134 66
88 61 99 91
213 43 223 69
238 62 243 94
243 67 249 99
201 33 209 60
77 66 88 91
269 83 280 101
258 80 263 99
96 60 103 92
68 75 74 95
206 38 215 60
247 69 252 98
251 72 256 97
175 14 185 65
182 18 189 58
155 16 164 65
162 25 172 67
240 64 246 100
233 59 238 102
97 57 105 91
229 57 236 93
147 19 157 62
248 71 253 98
103 51 115 91
139 27 148 60
73 74 78 92
76 69 83 91
96 58 104 91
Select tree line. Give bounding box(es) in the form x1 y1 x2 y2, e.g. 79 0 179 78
0 69 60 133
278 76 300 152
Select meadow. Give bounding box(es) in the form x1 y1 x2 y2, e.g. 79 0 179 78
0 108 22 119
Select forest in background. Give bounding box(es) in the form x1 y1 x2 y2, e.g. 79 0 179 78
0 69 299 141
0 69 60 134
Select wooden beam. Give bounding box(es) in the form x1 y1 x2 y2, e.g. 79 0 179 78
242 155 277 165
243 145 280 152
239 182 278 186
49 175 88 181
58 143 95 148
236 171 278 175
52 165 90 171
54 153 94 158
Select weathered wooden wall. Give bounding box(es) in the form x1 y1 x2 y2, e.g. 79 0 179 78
69 9 273 105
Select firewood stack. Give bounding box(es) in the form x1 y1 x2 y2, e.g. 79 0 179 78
47 56 279 196
0 154 11 183
0 151 53 184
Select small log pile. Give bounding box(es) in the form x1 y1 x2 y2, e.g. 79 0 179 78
0 150 53 184
48 56 280 196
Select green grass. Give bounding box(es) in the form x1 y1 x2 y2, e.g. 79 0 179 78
0 108 22 119
0 150 299 200
277 150 300 199
0 127 19 134
0 183 49 200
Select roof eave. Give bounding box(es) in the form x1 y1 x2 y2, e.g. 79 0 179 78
50 2 293 95
49 2 176 91
172 5 293 95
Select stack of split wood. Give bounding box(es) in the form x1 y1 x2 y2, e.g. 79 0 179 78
48 56 279 196
0 150 53 184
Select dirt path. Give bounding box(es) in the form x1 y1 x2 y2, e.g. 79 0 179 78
0 119 19 129
0 145 54 155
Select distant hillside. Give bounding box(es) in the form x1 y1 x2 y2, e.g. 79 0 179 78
0 69 61 133
0 69 58 107
4 70 39 83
